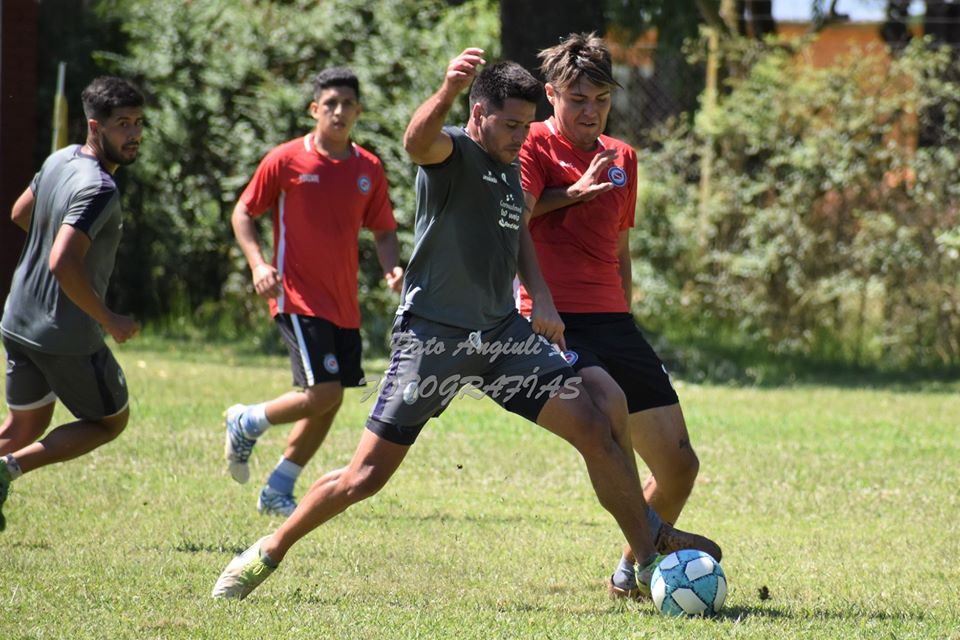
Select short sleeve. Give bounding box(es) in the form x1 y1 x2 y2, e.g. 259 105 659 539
362 161 397 231
63 181 118 239
239 147 284 217
519 134 546 200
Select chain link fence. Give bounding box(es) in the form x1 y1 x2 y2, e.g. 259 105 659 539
608 44 705 145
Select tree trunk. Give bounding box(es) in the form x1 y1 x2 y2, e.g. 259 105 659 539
746 1 776 38
881 0 914 52
500 0 606 120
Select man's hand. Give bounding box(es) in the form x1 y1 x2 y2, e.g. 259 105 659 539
530 297 566 352
442 48 486 98
384 266 404 293
566 148 619 202
252 263 281 299
104 312 140 344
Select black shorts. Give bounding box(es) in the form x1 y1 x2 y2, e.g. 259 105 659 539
365 312 580 446
3 336 128 420
560 312 679 413
274 314 365 389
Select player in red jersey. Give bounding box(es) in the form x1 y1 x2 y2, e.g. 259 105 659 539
518 34 713 599
223 68 402 518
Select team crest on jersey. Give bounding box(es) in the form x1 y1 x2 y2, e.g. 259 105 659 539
357 175 372 194
323 353 340 374
562 350 579 366
607 166 627 187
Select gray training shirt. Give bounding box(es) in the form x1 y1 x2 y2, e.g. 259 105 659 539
2 145 124 355
398 126 524 331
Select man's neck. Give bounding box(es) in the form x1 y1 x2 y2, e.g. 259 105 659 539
312 131 351 160
81 140 118 174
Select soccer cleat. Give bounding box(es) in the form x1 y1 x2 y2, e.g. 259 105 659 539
257 486 297 517
655 522 723 562
224 404 256 484
0 459 11 532
634 554 666 600
211 536 277 600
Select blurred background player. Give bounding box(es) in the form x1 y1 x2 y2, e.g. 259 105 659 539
223 67 402 517
517 33 714 598
0 77 144 532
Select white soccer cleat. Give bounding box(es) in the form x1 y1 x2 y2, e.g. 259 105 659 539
224 404 256 484
211 536 277 600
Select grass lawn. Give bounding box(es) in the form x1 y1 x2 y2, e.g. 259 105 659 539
2 338 958 639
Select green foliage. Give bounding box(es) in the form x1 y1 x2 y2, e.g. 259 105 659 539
93 0 499 353
635 38 960 370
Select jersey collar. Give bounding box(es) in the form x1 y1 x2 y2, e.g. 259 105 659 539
303 133 359 158
545 116 606 152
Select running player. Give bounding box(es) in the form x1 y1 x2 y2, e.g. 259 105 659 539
222 67 402 517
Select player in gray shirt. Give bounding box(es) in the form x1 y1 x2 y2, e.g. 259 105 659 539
0 77 144 532
214 49 721 602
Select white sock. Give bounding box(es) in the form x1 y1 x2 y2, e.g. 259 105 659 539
2 454 22 480
612 555 637 589
240 403 271 438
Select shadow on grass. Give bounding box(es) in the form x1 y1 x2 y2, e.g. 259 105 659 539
357 508 603 530
717 604 789 620
6 540 53 551
171 539 248 555
718 604 928 623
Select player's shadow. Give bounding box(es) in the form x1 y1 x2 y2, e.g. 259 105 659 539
713 604 788 620
714 605 928 623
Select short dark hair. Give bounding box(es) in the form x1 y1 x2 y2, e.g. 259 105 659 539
81 76 144 121
468 61 543 111
312 67 360 100
538 32 621 90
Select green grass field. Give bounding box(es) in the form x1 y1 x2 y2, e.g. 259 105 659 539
2 339 959 639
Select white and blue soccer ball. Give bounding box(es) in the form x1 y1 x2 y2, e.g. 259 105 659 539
651 549 727 616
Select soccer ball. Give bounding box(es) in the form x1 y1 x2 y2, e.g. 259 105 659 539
651 549 727 616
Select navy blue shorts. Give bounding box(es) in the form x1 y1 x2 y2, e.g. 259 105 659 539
274 314 365 389
560 312 679 413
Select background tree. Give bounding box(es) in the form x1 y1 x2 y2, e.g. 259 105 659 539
881 0 914 52
93 0 498 352
635 39 960 371
499 0 605 119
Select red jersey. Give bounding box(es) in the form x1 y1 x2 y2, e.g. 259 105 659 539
518 117 637 315
240 134 396 328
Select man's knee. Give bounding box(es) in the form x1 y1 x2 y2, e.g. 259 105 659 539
0 406 55 451
99 408 130 441
303 383 344 416
580 369 629 438
657 447 700 500
675 448 700 489
567 402 620 458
